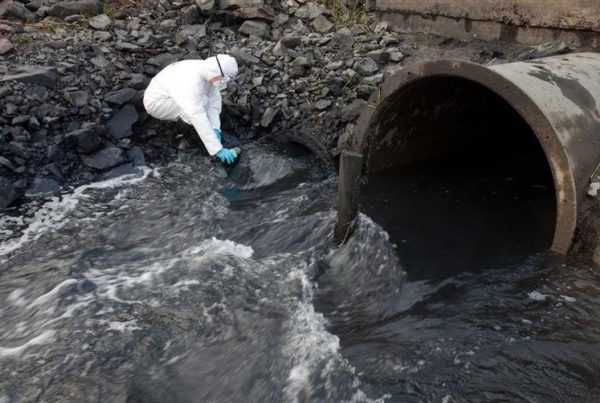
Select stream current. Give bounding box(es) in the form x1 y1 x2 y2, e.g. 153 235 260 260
1 142 599 402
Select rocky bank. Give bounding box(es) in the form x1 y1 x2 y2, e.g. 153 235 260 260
0 0 558 210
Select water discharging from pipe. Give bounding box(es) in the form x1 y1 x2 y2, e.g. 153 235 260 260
360 77 557 278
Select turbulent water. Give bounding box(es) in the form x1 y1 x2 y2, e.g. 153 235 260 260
1 142 599 402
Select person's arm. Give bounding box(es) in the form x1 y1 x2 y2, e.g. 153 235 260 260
169 81 222 156
206 89 222 131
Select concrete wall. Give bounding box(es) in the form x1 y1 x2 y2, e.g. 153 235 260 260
377 0 600 48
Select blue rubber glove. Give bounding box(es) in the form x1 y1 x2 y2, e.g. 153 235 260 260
216 148 236 164
213 128 222 142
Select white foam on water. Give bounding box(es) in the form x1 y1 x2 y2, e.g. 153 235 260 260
0 168 152 259
0 330 55 359
528 291 547 301
184 237 254 260
107 320 141 332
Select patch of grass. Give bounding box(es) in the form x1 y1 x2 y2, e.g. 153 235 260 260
316 0 369 26
102 2 114 18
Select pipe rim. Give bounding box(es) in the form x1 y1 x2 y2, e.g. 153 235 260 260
354 59 577 254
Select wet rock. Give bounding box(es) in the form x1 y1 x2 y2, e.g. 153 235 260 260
26 176 60 197
341 99 367 123
232 6 275 21
4 1 37 22
65 128 103 154
128 146 145 166
260 106 277 127
80 146 128 170
0 177 19 208
1 66 58 88
104 88 137 106
65 91 89 108
239 20 269 37
99 163 139 180
106 104 138 139
47 0 101 18
88 14 111 30
354 58 379 76
0 38 14 55
312 15 333 34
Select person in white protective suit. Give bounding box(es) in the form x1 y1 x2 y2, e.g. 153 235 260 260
143 54 239 164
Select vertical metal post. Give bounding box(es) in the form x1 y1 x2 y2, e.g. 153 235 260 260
334 151 363 244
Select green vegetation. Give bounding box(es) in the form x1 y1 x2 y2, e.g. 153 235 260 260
316 0 370 26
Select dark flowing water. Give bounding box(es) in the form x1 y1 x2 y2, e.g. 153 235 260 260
1 142 599 402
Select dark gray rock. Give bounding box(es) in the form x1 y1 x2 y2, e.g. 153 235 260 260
0 37 14 55
115 42 141 52
260 107 277 127
232 6 275 21
106 104 139 139
182 5 200 24
366 49 389 64
146 53 179 68
5 1 37 22
65 91 89 107
99 163 140 180
341 99 367 122
178 24 207 40
0 156 14 170
104 88 137 106
362 73 384 85
312 15 333 34
7 142 28 159
279 34 301 48
90 56 111 69
128 146 145 166
129 74 148 90
218 0 263 10
80 146 128 170
1 66 58 88
0 177 19 208
88 14 111 30
230 48 260 65
354 58 379 76
239 20 269 37
333 28 354 50
26 177 60 197
314 99 331 110
47 0 101 18
195 0 214 14
65 128 103 154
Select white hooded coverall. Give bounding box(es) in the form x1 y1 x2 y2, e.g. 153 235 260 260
143 55 238 156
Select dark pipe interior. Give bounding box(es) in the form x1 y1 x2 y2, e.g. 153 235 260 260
360 77 557 280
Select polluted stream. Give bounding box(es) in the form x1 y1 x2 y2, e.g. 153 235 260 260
1 141 599 402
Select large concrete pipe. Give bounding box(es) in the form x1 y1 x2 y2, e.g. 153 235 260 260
347 53 600 256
